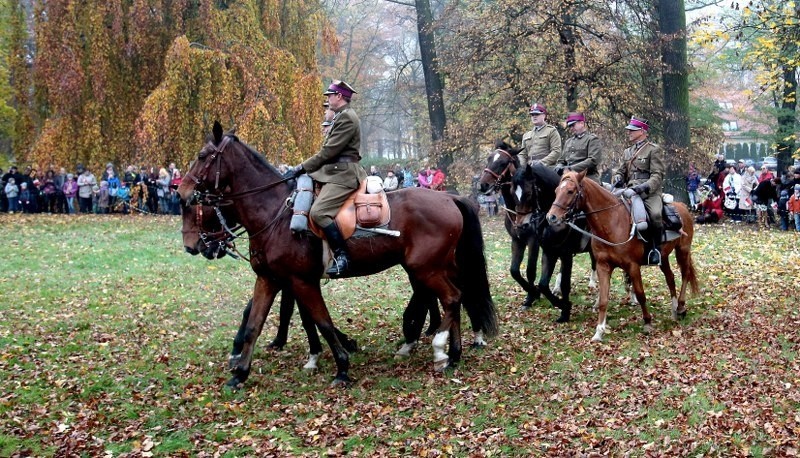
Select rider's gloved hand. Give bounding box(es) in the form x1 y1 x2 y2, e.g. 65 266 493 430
632 183 650 195
612 175 624 188
286 165 304 179
553 165 565 176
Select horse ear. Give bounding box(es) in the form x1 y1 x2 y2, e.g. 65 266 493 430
577 169 588 180
212 121 223 143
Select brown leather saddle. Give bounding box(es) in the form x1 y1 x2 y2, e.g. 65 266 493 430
308 180 391 240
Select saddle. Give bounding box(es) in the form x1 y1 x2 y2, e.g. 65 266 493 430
616 190 684 243
307 179 391 240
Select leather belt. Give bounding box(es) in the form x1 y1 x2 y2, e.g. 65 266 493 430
633 172 651 179
335 156 359 163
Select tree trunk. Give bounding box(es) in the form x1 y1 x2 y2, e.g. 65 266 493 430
414 0 449 171
658 0 691 200
776 65 797 173
559 16 578 112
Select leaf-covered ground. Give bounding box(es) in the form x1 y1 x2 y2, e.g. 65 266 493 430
0 214 799 457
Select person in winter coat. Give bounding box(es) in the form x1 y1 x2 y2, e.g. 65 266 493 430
686 162 702 211
4 177 19 213
696 189 723 224
62 173 78 214
789 184 800 231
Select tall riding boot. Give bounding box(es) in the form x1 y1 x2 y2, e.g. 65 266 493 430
322 222 351 277
647 224 662 266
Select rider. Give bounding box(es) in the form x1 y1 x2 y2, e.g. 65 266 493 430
612 116 665 265
290 80 367 277
541 112 602 183
518 103 561 169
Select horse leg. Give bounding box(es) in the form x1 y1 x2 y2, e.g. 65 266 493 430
536 252 568 321
524 237 541 307
555 254 574 323
509 239 537 309
422 274 462 372
229 298 253 370
629 267 653 334
267 290 294 350
398 282 437 357
227 276 279 388
658 251 679 321
588 251 598 290
291 279 351 386
674 247 692 319
592 264 612 342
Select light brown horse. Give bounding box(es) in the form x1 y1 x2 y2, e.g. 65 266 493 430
545 170 699 341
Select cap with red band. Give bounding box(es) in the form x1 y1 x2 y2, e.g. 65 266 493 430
625 116 649 131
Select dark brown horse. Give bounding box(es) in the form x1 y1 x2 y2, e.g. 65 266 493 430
178 122 498 387
546 170 699 341
181 201 358 370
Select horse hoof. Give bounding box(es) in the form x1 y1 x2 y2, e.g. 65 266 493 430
330 373 352 388
643 324 654 334
434 357 450 372
470 341 486 349
519 305 532 312
267 340 286 351
555 314 570 323
224 376 245 390
678 310 687 320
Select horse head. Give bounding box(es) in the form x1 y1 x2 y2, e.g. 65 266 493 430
547 169 587 227
478 140 522 193
510 162 560 232
181 194 241 259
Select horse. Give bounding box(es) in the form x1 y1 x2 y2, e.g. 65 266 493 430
178 121 498 387
181 201 358 370
477 145 542 309
478 145 596 314
545 170 699 341
510 162 597 322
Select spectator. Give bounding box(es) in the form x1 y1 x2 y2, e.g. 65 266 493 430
157 168 171 214
41 170 58 213
383 171 399 191
758 165 774 183
695 189 723 224
430 168 446 191
116 181 131 214
169 169 182 215
484 191 498 216
4 177 19 213
106 170 121 212
144 167 159 213
723 164 742 221
686 162 701 211
777 189 790 231
784 167 800 193
739 166 758 220
393 164 405 188
19 182 36 213
752 177 779 230
789 184 800 231
77 168 97 213
62 173 78 214
708 154 726 192
418 169 430 189
97 181 110 214
0 167 6 213
737 159 746 175
54 167 67 213
402 166 414 188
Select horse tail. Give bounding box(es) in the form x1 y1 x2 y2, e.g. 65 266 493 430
685 252 700 295
453 197 499 338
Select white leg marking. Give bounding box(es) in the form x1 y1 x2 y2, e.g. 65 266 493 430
629 284 639 306
303 353 320 370
432 331 450 369
591 318 607 342
592 295 599 313
588 270 598 289
396 341 417 357
472 330 486 347
552 273 562 296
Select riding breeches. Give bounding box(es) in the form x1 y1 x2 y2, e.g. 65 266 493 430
310 182 355 227
643 194 663 229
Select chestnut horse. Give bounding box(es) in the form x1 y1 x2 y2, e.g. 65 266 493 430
546 170 699 341
178 122 498 387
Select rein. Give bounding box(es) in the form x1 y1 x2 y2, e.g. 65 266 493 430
480 148 517 195
556 177 637 246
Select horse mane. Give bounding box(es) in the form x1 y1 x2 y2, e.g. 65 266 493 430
227 135 283 177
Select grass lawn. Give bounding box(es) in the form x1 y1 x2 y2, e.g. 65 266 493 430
1 212 799 456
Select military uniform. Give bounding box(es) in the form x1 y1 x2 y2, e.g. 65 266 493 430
542 131 602 183
302 106 367 227
615 140 665 233
519 124 561 168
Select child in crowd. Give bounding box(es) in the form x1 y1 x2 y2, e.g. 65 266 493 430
777 189 790 231
789 184 800 231
98 181 110 214
62 173 78 214
4 177 19 213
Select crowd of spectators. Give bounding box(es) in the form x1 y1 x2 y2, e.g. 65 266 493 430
693 156 800 231
1 163 184 216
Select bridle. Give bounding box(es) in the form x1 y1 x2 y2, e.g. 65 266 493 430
550 176 584 223
480 148 517 195
182 134 297 259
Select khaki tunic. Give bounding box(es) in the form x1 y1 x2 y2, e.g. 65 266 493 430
301 105 367 226
519 124 561 168
615 141 665 227
542 131 602 182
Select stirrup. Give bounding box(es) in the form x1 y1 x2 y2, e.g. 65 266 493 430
326 255 349 277
647 248 661 266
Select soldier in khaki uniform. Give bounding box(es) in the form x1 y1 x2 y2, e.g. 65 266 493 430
291 80 367 277
518 103 561 168
541 112 602 183
612 116 665 265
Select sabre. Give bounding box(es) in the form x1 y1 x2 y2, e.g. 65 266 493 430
356 226 401 237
